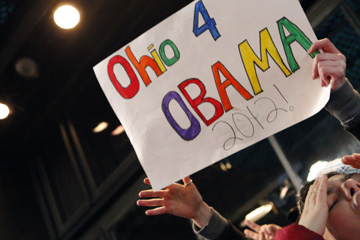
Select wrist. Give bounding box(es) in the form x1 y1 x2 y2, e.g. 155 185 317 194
192 202 212 228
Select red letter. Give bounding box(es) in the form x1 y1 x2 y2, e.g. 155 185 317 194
178 78 224 126
212 61 253 112
125 46 162 86
107 55 139 99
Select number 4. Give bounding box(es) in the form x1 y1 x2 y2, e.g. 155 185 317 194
193 0 221 41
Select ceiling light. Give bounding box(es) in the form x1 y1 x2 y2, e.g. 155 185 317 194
15 57 39 78
239 203 273 227
54 5 80 29
279 179 291 199
111 125 125 136
93 122 108 133
0 103 10 120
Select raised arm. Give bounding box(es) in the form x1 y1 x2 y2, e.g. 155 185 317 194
137 177 212 228
137 177 249 239
309 39 360 139
298 175 328 236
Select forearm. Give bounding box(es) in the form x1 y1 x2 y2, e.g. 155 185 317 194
325 78 360 129
193 208 246 240
192 208 228 239
192 202 213 229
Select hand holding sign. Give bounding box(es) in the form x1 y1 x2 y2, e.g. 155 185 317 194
308 38 346 91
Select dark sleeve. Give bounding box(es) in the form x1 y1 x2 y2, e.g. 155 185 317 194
216 220 248 240
273 223 324 240
193 208 247 240
325 78 360 140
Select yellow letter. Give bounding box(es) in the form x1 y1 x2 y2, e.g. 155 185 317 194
239 28 291 95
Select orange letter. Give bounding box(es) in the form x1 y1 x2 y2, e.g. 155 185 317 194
125 46 163 86
212 61 253 112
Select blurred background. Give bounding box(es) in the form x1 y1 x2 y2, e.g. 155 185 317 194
0 0 359 239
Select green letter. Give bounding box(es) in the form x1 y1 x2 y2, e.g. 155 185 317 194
278 17 318 72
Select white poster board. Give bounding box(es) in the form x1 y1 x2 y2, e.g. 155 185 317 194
93 0 330 190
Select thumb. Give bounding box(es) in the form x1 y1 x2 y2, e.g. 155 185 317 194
182 176 192 185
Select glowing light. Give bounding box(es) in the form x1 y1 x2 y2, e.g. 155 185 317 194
245 203 273 223
93 122 108 133
111 125 125 136
54 5 80 29
0 103 10 120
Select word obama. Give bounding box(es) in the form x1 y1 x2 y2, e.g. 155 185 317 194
107 1 317 141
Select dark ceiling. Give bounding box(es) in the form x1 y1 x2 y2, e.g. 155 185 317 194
0 0 198 158
0 0 359 239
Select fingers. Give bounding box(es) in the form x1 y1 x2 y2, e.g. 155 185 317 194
137 198 165 207
138 187 168 208
243 221 279 240
303 176 328 212
303 177 319 211
312 53 346 79
308 38 340 55
313 54 346 74
263 224 280 236
311 48 346 91
308 180 318 205
145 206 167 216
182 176 192 185
138 189 167 198
342 153 360 169
245 219 261 232
244 229 258 240
317 175 328 204
299 175 329 235
258 230 265 240
144 177 151 185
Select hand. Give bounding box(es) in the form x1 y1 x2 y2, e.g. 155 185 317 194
308 38 346 91
298 175 329 235
244 219 281 240
342 153 360 169
137 176 212 228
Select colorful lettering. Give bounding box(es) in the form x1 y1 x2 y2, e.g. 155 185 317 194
239 28 292 95
278 17 318 72
162 91 201 141
212 61 253 112
107 55 139 99
148 44 167 73
159 39 180 66
178 78 224 126
193 0 221 40
125 46 162 86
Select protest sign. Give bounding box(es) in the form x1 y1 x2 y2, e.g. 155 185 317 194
93 0 330 190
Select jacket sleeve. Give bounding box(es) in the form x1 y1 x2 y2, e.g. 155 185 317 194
325 78 360 140
193 208 247 240
274 223 324 240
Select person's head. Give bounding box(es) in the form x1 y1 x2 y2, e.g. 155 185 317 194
298 172 360 240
